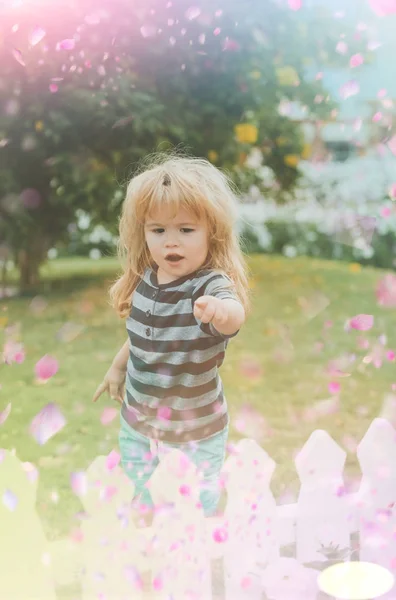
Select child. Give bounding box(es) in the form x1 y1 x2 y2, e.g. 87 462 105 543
92 152 251 519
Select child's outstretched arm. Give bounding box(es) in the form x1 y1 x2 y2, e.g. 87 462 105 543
92 338 129 404
194 297 245 336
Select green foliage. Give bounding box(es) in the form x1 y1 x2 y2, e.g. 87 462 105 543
0 0 369 286
241 219 396 270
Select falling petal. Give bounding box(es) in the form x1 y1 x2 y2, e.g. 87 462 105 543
29 403 66 445
350 53 364 67
3 341 24 364
298 292 330 320
303 397 340 421
0 403 11 425
56 322 84 343
140 24 157 38
368 0 396 16
57 38 75 50
288 0 302 9
29 27 46 46
339 79 360 99
157 406 172 421
3 489 18 511
12 48 25 66
336 41 348 54
100 407 118 425
213 527 228 542
387 135 396 155
376 274 396 307
85 12 102 25
22 462 39 483
35 354 58 380
348 314 374 331
328 381 341 395
49 83 58 93
185 6 201 20
380 206 392 218
222 38 240 51
70 471 87 497
234 404 271 442
106 450 120 470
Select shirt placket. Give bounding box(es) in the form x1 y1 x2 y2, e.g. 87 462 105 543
146 287 158 352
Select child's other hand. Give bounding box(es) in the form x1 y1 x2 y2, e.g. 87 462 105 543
92 364 126 404
193 295 228 325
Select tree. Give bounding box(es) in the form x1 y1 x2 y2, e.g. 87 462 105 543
0 0 368 291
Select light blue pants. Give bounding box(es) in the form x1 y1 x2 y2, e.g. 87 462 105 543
118 414 229 517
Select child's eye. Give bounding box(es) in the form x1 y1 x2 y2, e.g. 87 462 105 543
153 228 194 233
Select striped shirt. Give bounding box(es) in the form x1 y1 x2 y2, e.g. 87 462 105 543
121 263 241 443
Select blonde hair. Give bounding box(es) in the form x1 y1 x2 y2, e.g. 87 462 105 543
109 150 253 319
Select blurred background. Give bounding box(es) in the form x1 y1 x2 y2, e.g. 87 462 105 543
1 0 396 585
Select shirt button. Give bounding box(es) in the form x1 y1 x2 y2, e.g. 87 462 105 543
146 310 151 317
146 328 151 336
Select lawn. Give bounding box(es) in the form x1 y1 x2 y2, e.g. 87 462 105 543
1 253 396 545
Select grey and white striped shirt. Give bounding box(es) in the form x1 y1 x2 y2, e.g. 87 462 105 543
121 263 241 443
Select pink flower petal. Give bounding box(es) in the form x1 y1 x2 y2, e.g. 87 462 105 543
0 403 11 426
49 83 58 93
376 274 396 307
388 135 396 156
213 527 228 542
348 314 374 331
328 381 341 394
70 471 87 496
12 48 25 66
185 6 201 20
106 450 120 470
3 489 18 511
381 206 392 218
288 0 302 9
140 25 157 38
29 27 46 46
100 407 118 425
35 354 58 380
57 38 75 50
339 79 360 99
3 341 25 364
157 406 172 421
29 403 66 445
368 0 396 16
336 41 348 54
350 53 364 67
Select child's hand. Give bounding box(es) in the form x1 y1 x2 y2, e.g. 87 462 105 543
92 364 126 404
193 295 228 326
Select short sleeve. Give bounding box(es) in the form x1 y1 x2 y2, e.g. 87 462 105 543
192 272 243 340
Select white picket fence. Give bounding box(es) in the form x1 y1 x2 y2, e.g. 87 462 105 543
1 416 396 600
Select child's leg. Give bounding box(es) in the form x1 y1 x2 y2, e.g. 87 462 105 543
168 425 229 517
118 414 159 511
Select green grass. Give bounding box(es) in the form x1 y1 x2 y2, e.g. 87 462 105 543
1 254 396 544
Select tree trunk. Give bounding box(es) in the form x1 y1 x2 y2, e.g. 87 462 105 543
17 236 49 294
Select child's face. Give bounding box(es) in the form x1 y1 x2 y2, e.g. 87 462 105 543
144 207 209 282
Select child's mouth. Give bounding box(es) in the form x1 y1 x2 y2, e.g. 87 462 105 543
166 255 184 263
